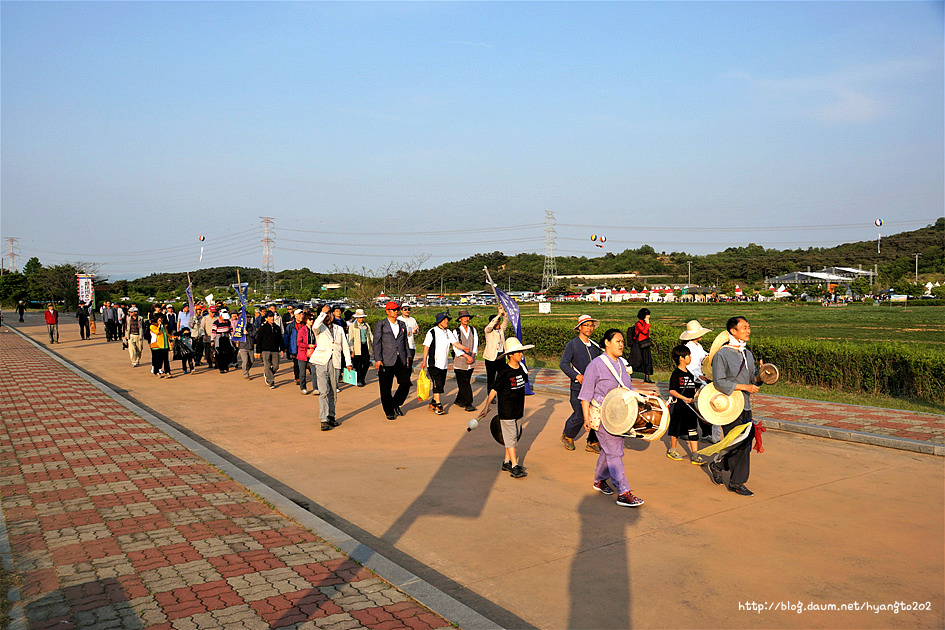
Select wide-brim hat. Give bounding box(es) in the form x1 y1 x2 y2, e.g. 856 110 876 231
696 383 745 425
490 415 523 446
574 314 600 330
499 338 534 356
434 312 451 324
600 389 640 435
680 319 712 341
353 309 366 318
456 309 474 319
701 330 730 380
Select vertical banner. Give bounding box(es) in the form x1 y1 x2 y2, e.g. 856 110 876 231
185 283 196 319
493 286 534 395
77 274 94 306
230 282 249 340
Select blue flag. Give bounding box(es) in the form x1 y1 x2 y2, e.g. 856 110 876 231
493 286 534 395
231 282 249 341
185 283 196 322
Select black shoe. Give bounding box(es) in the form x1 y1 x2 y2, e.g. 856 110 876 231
394 406 405 417
464 405 477 412
707 461 724 486
328 417 339 428
501 460 512 472
729 483 754 497
510 465 527 479
321 422 332 431
386 414 396 420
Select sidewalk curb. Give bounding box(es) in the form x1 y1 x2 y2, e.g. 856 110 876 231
473 374 944 457
6 326 504 630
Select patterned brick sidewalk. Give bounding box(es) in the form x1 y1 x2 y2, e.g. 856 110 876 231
0 331 451 630
521 367 944 446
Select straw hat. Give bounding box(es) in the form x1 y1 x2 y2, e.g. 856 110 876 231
574 314 600 330
701 330 730 380
695 383 745 426
680 319 712 341
600 389 640 435
499 338 534 356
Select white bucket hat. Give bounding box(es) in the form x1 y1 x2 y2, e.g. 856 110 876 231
353 309 366 318
499 338 534 357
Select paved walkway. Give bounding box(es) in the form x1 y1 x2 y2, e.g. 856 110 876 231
522 367 944 448
0 329 455 630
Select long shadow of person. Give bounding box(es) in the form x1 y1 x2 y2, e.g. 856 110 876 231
567 492 640 629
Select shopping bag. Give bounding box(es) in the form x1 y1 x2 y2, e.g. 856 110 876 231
341 367 357 386
417 369 432 402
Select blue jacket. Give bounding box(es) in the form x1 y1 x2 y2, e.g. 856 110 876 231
283 324 297 355
560 336 602 390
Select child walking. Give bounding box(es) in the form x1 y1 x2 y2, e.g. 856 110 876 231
667 345 701 462
478 338 533 479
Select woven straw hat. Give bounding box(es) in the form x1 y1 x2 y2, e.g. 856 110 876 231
701 330 730 380
695 383 745 425
679 319 712 341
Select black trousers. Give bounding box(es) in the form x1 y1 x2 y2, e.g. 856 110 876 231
718 410 754 485
485 359 504 392
291 353 300 380
192 338 203 364
563 388 598 443
454 368 473 407
406 348 416 370
78 320 90 340
377 358 411 416
203 338 215 367
151 348 170 374
352 347 370 385
104 321 117 341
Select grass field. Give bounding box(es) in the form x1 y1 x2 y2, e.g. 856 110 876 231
411 301 945 347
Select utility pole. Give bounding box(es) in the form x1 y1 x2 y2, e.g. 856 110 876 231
687 260 692 285
260 217 275 297
541 210 557 292
914 253 921 283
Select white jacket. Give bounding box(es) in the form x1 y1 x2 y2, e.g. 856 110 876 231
309 313 352 367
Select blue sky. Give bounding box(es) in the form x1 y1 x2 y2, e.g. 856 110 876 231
2 1 942 280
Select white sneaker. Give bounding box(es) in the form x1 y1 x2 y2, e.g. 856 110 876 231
301 389 309 395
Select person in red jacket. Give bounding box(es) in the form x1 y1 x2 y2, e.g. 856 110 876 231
627 307 654 383
44 304 59 344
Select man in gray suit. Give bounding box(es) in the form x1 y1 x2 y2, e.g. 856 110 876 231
373 301 411 420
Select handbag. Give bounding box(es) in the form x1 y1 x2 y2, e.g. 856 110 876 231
341 367 357 386
417 369 432 402
638 338 652 349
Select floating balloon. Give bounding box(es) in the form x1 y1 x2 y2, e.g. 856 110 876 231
198 235 206 241
874 219 883 227
599 235 607 243
591 234 598 241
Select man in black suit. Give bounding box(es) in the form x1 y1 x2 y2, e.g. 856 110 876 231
373 301 411 420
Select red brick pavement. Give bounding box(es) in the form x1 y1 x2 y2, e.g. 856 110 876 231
522 367 944 446
0 330 451 630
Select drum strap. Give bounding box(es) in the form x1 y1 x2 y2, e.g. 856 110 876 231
598 355 632 391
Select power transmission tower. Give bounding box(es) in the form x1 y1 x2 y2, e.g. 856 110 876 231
5 237 19 272
260 217 275 297
541 211 557 292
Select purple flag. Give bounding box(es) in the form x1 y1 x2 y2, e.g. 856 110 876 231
494 287 533 395
185 283 196 321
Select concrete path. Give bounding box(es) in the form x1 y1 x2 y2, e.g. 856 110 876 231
4 316 944 629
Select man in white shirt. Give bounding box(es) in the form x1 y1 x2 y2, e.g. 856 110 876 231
452 310 478 412
397 305 420 370
421 313 466 415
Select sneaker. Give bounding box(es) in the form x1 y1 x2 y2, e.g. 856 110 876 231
509 465 527 479
729 483 754 497
707 461 724 486
301 389 309 395
690 454 707 466
434 404 448 416
394 406 405 417
561 434 575 451
593 480 614 495
585 442 601 454
328 417 339 427
616 491 644 507
320 422 332 431
428 403 438 413
666 449 683 461
386 414 396 420
312 390 320 396
464 405 478 412
501 460 512 472
269 384 276 390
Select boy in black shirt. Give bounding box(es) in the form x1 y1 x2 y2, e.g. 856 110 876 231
478 338 533 479
667 345 700 462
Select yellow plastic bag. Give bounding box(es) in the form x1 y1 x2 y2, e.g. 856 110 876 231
417 369 432 402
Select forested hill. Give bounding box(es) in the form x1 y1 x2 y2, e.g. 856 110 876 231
121 218 942 294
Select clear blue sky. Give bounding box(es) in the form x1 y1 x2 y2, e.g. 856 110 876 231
2 1 942 280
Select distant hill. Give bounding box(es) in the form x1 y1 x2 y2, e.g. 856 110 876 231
113 218 943 295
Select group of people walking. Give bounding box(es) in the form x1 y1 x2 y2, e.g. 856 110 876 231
39 297 764 508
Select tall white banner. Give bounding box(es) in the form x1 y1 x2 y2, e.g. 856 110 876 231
77 274 95 306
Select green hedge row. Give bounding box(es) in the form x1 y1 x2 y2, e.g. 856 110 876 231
366 315 943 403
